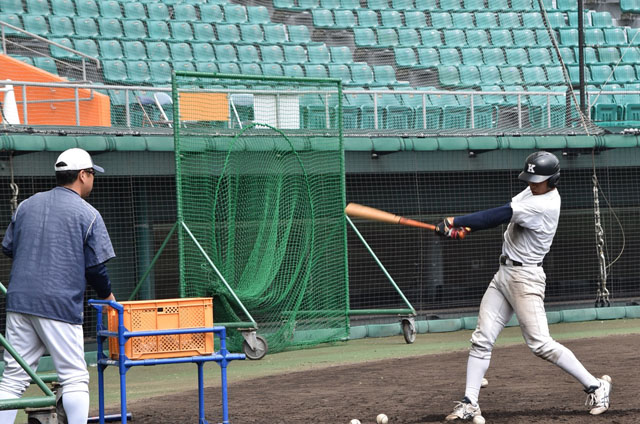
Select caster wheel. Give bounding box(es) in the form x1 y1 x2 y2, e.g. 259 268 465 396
402 319 416 344
242 334 268 360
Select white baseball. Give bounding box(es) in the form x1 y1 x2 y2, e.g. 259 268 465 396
473 415 485 424
481 377 489 388
376 413 389 424
349 420 361 424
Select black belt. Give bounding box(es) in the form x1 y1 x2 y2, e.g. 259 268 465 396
500 255 542 267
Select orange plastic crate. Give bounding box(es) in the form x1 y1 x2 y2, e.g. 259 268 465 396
108 298 214 360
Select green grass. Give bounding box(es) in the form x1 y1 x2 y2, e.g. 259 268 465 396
14 318 640 422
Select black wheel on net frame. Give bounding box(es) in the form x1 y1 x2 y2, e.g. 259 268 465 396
402 319 416 344
242 334 268 360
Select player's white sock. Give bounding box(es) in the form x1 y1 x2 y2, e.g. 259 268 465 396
465 355 490 405
62 390 90 424
0 390 19 423
555 347 600 389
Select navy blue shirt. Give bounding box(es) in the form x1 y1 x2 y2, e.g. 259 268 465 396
2 187 115 324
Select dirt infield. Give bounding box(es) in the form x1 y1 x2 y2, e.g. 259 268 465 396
125 333 638 423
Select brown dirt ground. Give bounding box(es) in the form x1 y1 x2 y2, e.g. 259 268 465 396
121 333 637 423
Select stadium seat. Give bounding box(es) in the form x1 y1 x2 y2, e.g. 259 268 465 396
122 19 147 40
377 28 399 48
98 18 123 39
545 12 566 28
440 0 462 9
354 28 377 47
458 65 481 87
395 47 418 67
420 29 443 47
444 29 467 47
604 28 626 46
328 64 353 84
590 64 612 84
522 66 547 85
33 57 58 75
505 48 529 66
613 65 636 83
620 47 640 64
304 64 328 78
598 47 620 64
341 0 361 8
215 44 238 62
199 4 224 23
373 65 407 87
308 44 331 64
556 0 577 11
585 28 605 46
513 29 536 47
169 42 193 61
533 29 553 47
51 0 75 16
23 15 50 36
522 12 544 28
98 40 123 59
567 65 591 84
240 63 262 76
123 2 146 20
191 42 214 61
417 47 441 67
263 63 284 77
170 22 194 42
103 60 128 83
404 11 426 28
357 10 379 27
461 47 484 65
488 0 508 10
218 63 240 74
590 11 613 27
223 4 248 24
331 47 353 64
529 48 553 66
145 41 170 61
73 39 99 58
49 16 74 38
263 23 288 45
312 9 334 28
414 0 438 9
216 24 241 44
452 12 475 29
273 0 295 8
498 12 520 28
466 29 490 47
284 45 308 64
500 66 523 85
481 85 506 105
247 6 270 24
559 28 578 46
559 47 575 64
173 4 197 21
148 61 172 85
299 0 321 8
475 12 498 29
381 10 403 27
98 1 122 19
480 66 502 85
260 45 284 63
283 64 305 78
545 65 566 84
431 12 453 29
567 11 591 27
438 65 461 87
49 37 76 59
26 0 50 16
239 24 264 44
439 48 461 65
147 3 170 21
621 0 640 13
368 0 389 10
398 28 421 47
173 61 195 77
462 0 484 9
489 29 514 47
288 25 313 44
76 0 98 17
147 20 170 40
193 23 215 41
511 0 532 11
350 63 375 85
391 0 414 9
334 10 356 28
237 44 259 63
482 48 506 66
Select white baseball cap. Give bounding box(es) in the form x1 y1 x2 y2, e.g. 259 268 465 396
54 148 104 173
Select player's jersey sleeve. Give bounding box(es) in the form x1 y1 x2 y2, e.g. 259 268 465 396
84 209 115 268
510 193 545 231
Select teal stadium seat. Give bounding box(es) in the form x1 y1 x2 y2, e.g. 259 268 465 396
559 28 578 46
174 61 195 77
398 28 421 48
466 29 490 47
535 29 553 47
440 0 462 10
461 47 484 65
239 24 265 44
298 0 321 8
240 63 262 76
33 57 58 75
458 65 481 87
99 1 123 19
216 24 241 44
223 4 248 24
357 10 379 27
614 65 636 83
283 45 307 64
522 12 544 28
377 28 399 47
498 12 520 28
218 63 240 74
123 2 146 20
304 64 328 78
381 10 403 28
199 4 224 23
511 0 532 11
480 66 502 85
585 28 605 46
193 23 215 41
23 15 49 36
147 20 170 40
341 0 361 8
308 44 331 64
123 41 147 61
283 64 305 78
367 0 389 10
545 65 566 85
328 64 353 84
122 20 147 40
431 12 453 29
505 48 529 66
417 47 441 67
590 64 612 84
354 28 377 47
99 40 123 59
414 0 438 9
26 0 50 15
559 47 575 64
522 66 547 85
351 63 375 85
483 48 506 65
49 16 74 38
170 22 194 42
439 48 461 65
513 29 536 47
288 25 313 44
147 3 170 20
263 63 284 77
215 44 238 62
331 46 353 63
598 47 620 64
621 0 640 13
556 0 577 11
438 65 461 87
173 4 197 21
49 38 76 59
391 0 414 9
546 12 566 28
489 29 514 47
463 0 484 9
334 10 356 28
500 66 523 85
620 47 640 63
488 0 508 10
404 11 426 28
149 61 172 85
567 12 590 27
373 65 407 87
103 60 128 83
590 11 613 27
444 29 467 47
453 12 475 29
169 42 193 61
76 0 99 17
420 29 443 47
51 0 75 16
528 48 553 66
145 41 170 61
604 28 626 46
312 9 334 28
260 45 284 63
395 47 418 67
73 39 99 57
475 12 498 29
192 42 214 61
247 6 270 24
237 44 259 63
263 23 288 44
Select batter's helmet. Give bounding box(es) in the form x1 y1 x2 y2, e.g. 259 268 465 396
518 151 560 187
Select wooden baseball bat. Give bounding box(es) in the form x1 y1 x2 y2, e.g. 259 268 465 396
345 203 436 231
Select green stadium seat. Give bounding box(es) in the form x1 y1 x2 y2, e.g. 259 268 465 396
603 28 626 46
462 0 484 9
556 0 577 11
420 29 443 47
237 44 259 62
73 38 98 57
546 12 566 28
304 64 328 78
76 0 98 17
482 48 506 65
526 86 566 128
480 66 501 85
438 65 461 86
240 63 262 76
545 65 566 84
123 41 147 60
489 29 514 47
391 0 413 9
431 12 453 29
216 24 241 44
98 39 123 59
505 48 529 66
500 66 523 85
199 4 223 23
567 65 591 84
191 42 214 61
170 22 194 42
498 12 520 28
33 57 58 75
308 43 330 64
522 66 547 85
246 6 270 24
598 47 620 64
417 47 441 67
51 0 74 16
535 29 553 47
558 47 575 64
334 9 356 28
368 0 389 9
398 28 421 47
440 0 462 9
49 37 76 59
174 61 195 76
26 0 50 15
312 9 334 27
620 47 640 63
103 60 128 83
567 11 590 27
614 65 636 83
373 65 407 87
444 29 467 47
351 63 375 85
439 47 461 65
283 64 305 78
559 28 578 46
263 23 288 44
522 12 544 28
23 15 50 36
329 46 352 64
381 10 403 27
627 28 640 46
288 25 313 44
528 48 552 66
461 47 483 65
281 44 305 64
214 44 238 62
452 12 475 29
404 11 426 28
147 20 170 40
218 62 240 74
193 23 215 41
590 64 612 84
475 12 498 29
147 3 169 20
298 0 320 8
585 28 605 46
263 63 284 77
98 1 122 18
49 16 74 38
223 4 248 23
98 18 123 38
513 29 536 47
148 61 171 84
621 0 640 13
357 10 379 27
488 0 508 10
145 41 170 61
260 45 284 63
173 4 197 21
590 11 612 27
12 56 33 67
395 47 418 67
354 28 377 47
123 2 145 19
465 30 490 48
122 19 147 40
238 24 264 44
511 0 532 10
341 0 361 8
414 0 437 9
481 85 505 105
273 0 295 9
502 84 525 106
328 64 353 84
458 65 481 86
169 42 193 61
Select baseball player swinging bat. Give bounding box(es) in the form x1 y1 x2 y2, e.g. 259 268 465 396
344 203 469 239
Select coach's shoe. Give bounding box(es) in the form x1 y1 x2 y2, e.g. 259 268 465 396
445 396 481 421
585 375 611 415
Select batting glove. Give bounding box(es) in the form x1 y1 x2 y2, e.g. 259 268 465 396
435 217 455 238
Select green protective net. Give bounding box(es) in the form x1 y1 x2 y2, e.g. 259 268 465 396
173 73 348 353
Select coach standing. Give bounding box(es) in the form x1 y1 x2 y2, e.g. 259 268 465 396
0 148 116 423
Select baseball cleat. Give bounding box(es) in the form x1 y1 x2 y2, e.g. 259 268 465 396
445 396 482 421
585 375 611 415
481 377 489 388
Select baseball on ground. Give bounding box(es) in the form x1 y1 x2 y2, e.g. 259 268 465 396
349 420 361 424
376 413 389 424
473 415 486 424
